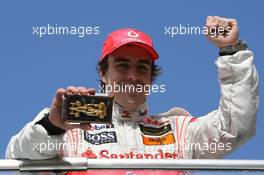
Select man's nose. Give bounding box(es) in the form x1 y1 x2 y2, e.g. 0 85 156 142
127 67 138 81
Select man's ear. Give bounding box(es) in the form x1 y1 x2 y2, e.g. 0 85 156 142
99 69 107 84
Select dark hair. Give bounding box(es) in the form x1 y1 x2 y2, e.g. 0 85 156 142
96 57 162 93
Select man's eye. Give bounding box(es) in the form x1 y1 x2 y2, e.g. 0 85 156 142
116 63 129 69
138 65 149 72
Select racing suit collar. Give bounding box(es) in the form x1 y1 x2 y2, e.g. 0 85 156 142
113 101 148 122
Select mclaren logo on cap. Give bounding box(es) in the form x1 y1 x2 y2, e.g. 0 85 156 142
128 31 139 38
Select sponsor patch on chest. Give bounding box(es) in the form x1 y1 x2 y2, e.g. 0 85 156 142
139 124 172 136
84 131 117 145
142 133 175 145
139 117 176 146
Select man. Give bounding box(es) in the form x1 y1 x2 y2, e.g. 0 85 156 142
6 16 259 174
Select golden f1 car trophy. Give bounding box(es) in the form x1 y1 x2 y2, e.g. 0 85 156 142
62 94 114 124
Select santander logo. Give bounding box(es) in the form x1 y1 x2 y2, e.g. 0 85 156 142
81 148 179 159
81 147 97 159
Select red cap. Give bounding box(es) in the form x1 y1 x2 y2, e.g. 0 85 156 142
100 28 159 62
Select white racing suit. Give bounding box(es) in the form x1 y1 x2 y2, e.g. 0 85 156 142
6 50 259 174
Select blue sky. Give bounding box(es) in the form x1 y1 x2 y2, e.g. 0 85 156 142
0 0 263 161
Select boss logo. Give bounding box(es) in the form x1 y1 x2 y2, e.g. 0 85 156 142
84 131 117 145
